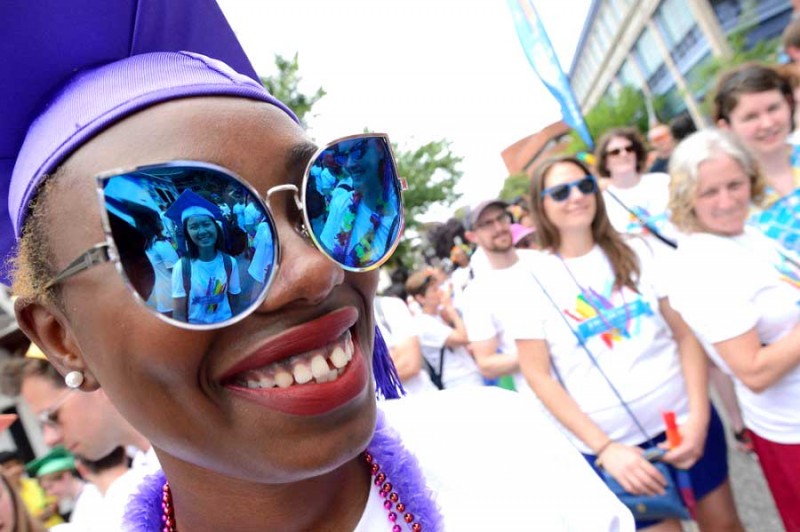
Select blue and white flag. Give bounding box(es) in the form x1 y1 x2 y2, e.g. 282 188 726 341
506 0 594 149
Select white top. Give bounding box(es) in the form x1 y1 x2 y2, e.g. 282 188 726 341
247 220 275 283
413 313 485 389
460 250 543 393
354 387 634 531
67 483 103 530
374 296 438 395
669 228 800 443
603 173 678 253
171 253 241 324
144 240 179 313
507 242 689 452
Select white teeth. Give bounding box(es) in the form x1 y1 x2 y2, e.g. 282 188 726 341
328 369 339 381
330 346 348 369
311 355 330 381
293 361 313 384
259 375 275 389
274 369 294 388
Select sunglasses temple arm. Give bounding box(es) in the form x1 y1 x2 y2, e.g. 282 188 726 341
44 243 111 290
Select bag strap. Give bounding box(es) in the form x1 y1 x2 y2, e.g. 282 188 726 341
604 189 677 249
527 270 652 443
182 256 191 317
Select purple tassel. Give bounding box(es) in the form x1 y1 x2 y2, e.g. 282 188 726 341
123 469 166 531
373 325 405 400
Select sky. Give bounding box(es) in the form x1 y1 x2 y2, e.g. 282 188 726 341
218 0 592 221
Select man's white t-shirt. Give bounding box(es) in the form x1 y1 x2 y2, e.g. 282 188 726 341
603 173 678 253
413 313 484 389
669 228 800 443
460 250 543 393
247 221 275 284
507 241 689 452
354 387 634 531
374 296 438 395
171 253 241 324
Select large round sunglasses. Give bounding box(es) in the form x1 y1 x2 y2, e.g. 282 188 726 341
44 134 406 329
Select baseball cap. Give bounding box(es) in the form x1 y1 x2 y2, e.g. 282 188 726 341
465 200 509 230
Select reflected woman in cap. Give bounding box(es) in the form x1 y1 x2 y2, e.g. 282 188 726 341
2 2 633 531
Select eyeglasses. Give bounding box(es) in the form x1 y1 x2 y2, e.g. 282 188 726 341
44 134 407 330
540 175 597 202
605 145 635 157
37 389 76 430
474 211 512 230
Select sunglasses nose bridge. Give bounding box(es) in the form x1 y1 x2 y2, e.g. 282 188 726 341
265 184 303 212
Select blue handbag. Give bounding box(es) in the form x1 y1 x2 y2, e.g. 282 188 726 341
527 271 691 522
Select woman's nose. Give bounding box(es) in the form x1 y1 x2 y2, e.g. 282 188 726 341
256 223 344 312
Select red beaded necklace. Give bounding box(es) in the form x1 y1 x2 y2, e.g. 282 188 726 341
160 451 424 532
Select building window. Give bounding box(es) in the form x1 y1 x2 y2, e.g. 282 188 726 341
634 26 664 77
656 0 694 47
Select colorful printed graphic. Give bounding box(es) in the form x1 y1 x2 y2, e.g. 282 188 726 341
192 277 227 313
627 207 669 236
563 286 654 348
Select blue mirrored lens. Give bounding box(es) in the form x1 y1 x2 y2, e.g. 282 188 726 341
102 164 276 325
305 136 402 269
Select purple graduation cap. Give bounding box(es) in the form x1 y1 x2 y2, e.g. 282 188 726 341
0 0 298 286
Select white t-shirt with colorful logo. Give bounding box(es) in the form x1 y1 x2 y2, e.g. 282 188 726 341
508 241 689 452
171 253 241 324
668 228 800 443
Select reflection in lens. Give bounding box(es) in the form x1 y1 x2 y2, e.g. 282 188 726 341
101 164 277 326
306 136 402 269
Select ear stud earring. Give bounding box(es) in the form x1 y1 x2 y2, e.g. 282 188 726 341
64 371 84 389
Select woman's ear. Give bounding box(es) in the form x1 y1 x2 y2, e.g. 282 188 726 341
14 298 99 391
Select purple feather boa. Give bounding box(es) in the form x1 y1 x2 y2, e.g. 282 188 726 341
123 411 442 531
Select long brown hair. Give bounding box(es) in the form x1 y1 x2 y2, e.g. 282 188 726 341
530 155 640 292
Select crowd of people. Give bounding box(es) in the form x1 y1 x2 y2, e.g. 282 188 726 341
0 1 800 531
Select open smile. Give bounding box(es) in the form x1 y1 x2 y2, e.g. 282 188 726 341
221 307 370 416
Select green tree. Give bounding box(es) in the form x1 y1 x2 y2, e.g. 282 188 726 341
566 85 656 154
388 140 463 268
260 53 326 126
499 173 531 201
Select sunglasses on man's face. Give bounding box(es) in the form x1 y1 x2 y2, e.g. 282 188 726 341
44 134 406 330
540 175 597 202
605 145 635 157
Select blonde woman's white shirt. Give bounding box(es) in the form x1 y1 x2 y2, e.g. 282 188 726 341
668 228 800 443
507 240 689 453
460 250 544 394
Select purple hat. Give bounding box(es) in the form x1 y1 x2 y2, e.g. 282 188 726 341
0 1 299 286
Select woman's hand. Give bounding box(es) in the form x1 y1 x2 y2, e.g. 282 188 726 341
598 443 668 496
660 419 708 470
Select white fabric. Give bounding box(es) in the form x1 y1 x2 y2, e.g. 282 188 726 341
414 313 484 389
374 296 438 395
603 173 678 253
448 266 473 312
145 240 179 313
101 469 150 531
669 228 800 443
171 253 241 324
506 242 689 452
460 250 543 393
67 483 102 530
131 446 161 475
243 202 264 229
353 387 634 531
247 221 275 283
180 206 214 224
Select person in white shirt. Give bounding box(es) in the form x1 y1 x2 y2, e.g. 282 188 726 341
405 269 484 389
595 127 678 252
373 295 438 396
460 199 544 393
668 129 800 531
512 154 742 531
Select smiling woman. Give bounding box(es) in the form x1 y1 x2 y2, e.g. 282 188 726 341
1 2 634 531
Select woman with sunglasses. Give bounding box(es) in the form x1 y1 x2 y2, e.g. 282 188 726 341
713 63 800 259
511 155 742 531
1 4 633 531
595 128 676 251
667 129 800 531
